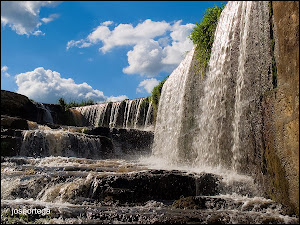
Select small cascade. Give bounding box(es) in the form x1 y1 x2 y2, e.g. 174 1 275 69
144 101 153 130
109 102 121 128
123 99 134 128
20 129 113 159
32 102 54 124
73 97 153 130
69 108 84 127
94 103 109 127
133 98 144 129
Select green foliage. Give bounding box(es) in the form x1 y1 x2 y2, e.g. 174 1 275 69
140 97 151 111
58 97 67 111
58 97 95 111
189 4 225 73
57 97 95 126
151 76 169 121
151 76 168 109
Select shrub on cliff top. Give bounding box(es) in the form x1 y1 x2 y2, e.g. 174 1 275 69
189 4 225 73
151 76 169 120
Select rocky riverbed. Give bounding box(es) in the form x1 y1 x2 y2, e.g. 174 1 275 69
1 156 299 224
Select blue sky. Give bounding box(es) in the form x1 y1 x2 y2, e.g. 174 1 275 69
1 1 224 104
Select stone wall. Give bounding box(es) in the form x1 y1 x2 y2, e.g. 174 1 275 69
262 1 299 215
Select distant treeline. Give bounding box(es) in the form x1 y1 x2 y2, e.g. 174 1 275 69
58 97 95 111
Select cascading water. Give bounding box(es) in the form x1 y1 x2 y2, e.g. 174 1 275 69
19 128 112 159
109 102 121 128
152 1 272 174
144 101 154 130
33 102 54 124
73 97 153 130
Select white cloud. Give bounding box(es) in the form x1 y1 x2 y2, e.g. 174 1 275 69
1 66 8 72
41 13 60 24
162 21 195 65
1 1 61 36
101 21 113 26
66 40 85 50
123 40 165 77
67 19 170 53
137 78 160 94
15 67 107 104
100 19 170 53
67 19 195 77
87 24 111 45
106 95 128 102
32 30 45 36
1 65 10 77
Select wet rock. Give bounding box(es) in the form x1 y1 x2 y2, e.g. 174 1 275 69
1 135 22 156
172 196 241 211
85 127 154 156
91 171 220 204
196 173 220 196
1 115 29 130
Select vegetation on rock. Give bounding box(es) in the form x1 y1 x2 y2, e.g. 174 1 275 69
189 4 225 74
151 76 169 121
58 97 95 111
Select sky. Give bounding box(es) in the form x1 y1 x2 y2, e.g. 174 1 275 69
1 1 224 104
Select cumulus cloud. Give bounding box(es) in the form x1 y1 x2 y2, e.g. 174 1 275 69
137 78 160 94
67 19 195 77
15 67 126 104
1 65 10 77
123 40 165 77
162 21 195 65
106 95 128 102
1 1 61 36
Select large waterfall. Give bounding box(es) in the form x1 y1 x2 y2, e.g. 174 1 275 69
153 1 272 174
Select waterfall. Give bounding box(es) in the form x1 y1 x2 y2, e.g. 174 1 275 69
73 97 153 130
109 102 121 128
144 101 153 130
153 1 272 174
152 47 196 164
33 102 54 124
